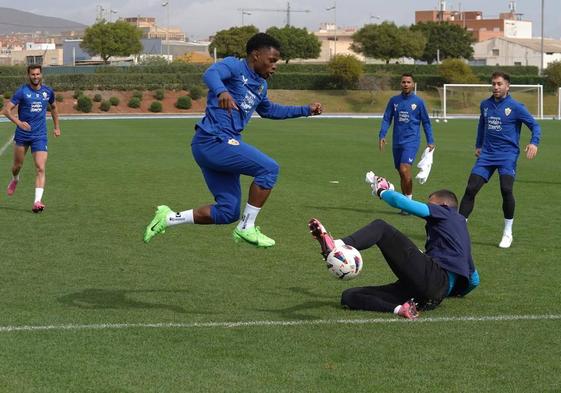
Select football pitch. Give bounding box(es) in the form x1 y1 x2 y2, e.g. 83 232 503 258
0 117 560 392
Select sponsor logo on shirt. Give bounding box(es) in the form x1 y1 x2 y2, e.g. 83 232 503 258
228 138 240 146
241 75 249 85
487 116 502 131
398 111 410 123
505 107 511 116
30 101 43 113
240 90 257 112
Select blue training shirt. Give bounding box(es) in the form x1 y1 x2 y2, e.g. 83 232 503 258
10 84 55 138
380 190 478 296
379 93 434 148
476 94 540 164
196 57 311 139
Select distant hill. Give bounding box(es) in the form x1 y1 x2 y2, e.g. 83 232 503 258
0 7 86 34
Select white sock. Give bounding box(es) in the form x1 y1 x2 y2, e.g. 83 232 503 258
12 174 19 181
393 305 402 315
35 188 44 203
166 210 194 226
237 203 261 231
503 218 513 236
406 194 413 200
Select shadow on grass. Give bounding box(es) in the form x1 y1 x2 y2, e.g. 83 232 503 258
255 286 341 320
0 205 33 213
516 179 561 185
58 288 192 314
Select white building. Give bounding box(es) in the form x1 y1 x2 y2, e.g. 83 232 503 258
473 37 561 68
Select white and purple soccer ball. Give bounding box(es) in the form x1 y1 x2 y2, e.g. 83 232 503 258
326 245 363 280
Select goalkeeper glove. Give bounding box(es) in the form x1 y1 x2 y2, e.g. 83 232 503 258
365 171 394 198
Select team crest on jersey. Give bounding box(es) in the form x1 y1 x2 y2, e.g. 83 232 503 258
505 107 512 116
42 92 48 99
411 103 417 111
228 138 240 146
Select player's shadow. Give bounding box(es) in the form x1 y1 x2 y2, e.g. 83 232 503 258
0 205 33 213
58 288 195 314
255 286 340 320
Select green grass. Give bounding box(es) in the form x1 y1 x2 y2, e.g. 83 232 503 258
0 118 560 392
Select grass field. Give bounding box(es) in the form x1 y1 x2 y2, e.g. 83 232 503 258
1 117 560 392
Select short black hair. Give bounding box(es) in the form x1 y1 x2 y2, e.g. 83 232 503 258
428 189 458 207
401 73 414 80
491 71 510 83
27 64 42 74
246 33 281 55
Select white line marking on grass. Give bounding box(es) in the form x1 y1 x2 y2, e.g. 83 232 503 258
1 314 560 333
0 137 13 157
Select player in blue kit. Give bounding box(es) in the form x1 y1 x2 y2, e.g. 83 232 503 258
2 64 60 213
309 173 479 320
378 74 434 209
459 72 540 249
144 33 322 247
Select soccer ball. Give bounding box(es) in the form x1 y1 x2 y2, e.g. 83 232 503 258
326 245 363 280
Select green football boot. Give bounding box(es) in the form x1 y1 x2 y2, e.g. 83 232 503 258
144 205 172 243
232 226 276 248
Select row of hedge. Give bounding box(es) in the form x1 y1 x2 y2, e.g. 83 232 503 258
0 72 552 92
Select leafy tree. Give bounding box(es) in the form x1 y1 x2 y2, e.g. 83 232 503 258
209 25 259 58
266 26 321 64
81 21 142 64
411 22 474 64
351 22 426 63
438 58 479 83
327 54 364 90
544 61 561 90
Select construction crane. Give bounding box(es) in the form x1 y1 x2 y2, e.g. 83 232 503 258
238 2 310 27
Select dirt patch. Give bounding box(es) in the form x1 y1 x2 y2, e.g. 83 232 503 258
55 90 207 114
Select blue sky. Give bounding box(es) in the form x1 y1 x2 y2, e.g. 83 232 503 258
2 0 560 40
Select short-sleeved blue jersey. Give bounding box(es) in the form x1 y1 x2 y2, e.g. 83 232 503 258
379 93 434 148
196 57 310 138
10 84 55 137
476 94 540 164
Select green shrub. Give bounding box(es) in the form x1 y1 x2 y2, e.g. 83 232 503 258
132 90 143 99
327 54 364 90
109 96 120 106
93 93 102 102
55 94 64 102
189 85 204 100
128 97 141 108
100 100 111 111
175 95 192 109
153 88 165 100
73 89 83 99
149 101 163 112
76 95 93 113
0 96 3 110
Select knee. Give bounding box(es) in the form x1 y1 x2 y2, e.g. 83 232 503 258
213 203 241 224
254 160 280 189
341 288 361 309
500 183 513 197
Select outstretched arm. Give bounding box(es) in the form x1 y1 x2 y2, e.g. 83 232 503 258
380 190 430 218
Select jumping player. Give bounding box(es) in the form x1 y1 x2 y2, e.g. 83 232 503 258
459 72 540 248
2 64 60 212
144 33 322 247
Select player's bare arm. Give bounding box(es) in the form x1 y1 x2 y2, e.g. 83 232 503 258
379 138 386 152
2 101 31 131
49 101 61 137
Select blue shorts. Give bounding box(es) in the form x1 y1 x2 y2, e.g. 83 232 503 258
392 146 418 169
471 161 516 181
14 133 48 153
191 131 279 224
